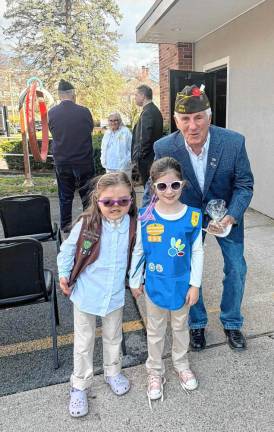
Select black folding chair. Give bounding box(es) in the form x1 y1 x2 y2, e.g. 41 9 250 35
0 237 60 369
0 194 61 253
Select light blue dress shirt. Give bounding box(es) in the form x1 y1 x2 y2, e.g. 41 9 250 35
184 133 210 192
57 215 130 317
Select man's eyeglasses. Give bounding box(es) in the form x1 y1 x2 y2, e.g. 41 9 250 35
154 181 184 192
98 197 132 207
109 119 119 123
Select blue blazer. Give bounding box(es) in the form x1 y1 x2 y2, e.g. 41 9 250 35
143 125 254 242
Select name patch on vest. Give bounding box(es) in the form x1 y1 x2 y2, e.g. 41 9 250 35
146 223 164 242
191 211 200 227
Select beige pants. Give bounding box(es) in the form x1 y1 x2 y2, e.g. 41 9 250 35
145 294 190 376
71 304 123 390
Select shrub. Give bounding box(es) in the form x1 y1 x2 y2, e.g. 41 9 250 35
0 133 104 174
92 133 104 175
0 139 54 171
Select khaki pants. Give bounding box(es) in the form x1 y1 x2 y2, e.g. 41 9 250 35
145 294 189 376
71 304 123 390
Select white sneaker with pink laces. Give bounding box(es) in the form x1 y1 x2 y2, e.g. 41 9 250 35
178 369 198 392
147 374 166 410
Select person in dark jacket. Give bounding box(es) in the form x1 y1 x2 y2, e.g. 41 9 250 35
131 85 163 186
48 79 95 232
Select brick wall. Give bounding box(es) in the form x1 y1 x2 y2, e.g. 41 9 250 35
159 43 193 125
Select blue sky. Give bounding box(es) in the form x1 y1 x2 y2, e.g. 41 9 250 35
115 0 156 69
0 0 157 69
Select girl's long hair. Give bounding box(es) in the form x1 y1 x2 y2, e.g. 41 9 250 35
76 172 137 238
139 157 186 223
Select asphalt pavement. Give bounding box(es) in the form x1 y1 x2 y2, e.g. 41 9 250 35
0 191 274 432
0 194 147 397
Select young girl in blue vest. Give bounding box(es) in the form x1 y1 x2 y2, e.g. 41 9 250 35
57 172 137 418
129 157 204 408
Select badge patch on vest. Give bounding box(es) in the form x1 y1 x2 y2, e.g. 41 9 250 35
168 237 185 257
148 262 155 272
191 211 200 227
146 223 164 242
81 239 92 255
80 229 94 256
148 262 164 273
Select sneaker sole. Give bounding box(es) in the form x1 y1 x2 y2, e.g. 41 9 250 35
180 381 199 391
147 377 166 401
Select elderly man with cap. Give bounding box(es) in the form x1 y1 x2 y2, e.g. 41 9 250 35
48 79 95 234
143 84 254 351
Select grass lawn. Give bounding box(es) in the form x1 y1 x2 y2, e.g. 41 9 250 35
0 175 58 196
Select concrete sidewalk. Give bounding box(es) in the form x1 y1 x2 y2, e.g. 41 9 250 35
0 198 274 432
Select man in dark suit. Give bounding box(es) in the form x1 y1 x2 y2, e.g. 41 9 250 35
131 85 163 186
48 79 95 233
143 84 254 351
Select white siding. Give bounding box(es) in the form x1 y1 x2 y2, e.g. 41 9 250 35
194 0 274 218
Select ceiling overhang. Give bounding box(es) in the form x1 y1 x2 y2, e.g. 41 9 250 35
136 0 266 44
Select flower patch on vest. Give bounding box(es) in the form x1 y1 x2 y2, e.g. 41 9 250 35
168 237 185 257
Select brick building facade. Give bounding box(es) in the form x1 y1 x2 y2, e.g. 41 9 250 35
159 43 193 125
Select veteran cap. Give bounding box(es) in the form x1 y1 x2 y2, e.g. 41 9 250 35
58 79 75 91
174 84 210 114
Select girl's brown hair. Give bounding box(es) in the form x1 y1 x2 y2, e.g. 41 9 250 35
150 157 186 186
76 172 137 237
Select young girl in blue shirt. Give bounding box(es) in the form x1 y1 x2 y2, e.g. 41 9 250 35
129 157 204 408
57 172 137 418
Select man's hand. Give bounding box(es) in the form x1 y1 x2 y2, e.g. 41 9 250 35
207 214 235 235
220 215 236 228
186 286 199 306
130 285 144 300
59 276 72 297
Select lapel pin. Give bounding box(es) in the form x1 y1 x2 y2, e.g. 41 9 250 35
210 158 217 168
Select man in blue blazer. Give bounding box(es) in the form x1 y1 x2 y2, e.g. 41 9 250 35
143 84 254 351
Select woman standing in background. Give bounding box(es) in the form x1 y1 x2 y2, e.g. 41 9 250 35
101 112 132 179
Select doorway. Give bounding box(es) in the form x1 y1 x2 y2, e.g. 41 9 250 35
169 67 227 132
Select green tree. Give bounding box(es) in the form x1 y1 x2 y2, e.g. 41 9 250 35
3 0 123 119
78 65 125 121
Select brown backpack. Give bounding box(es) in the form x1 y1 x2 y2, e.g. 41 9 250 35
69 215 137 288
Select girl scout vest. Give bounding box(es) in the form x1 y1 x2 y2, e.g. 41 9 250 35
140 206 202 310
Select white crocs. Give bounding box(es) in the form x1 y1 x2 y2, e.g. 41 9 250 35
69 388 88 418
105 372 130 396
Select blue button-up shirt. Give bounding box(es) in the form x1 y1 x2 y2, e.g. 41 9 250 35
57 215 130 317
185 133 210 192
